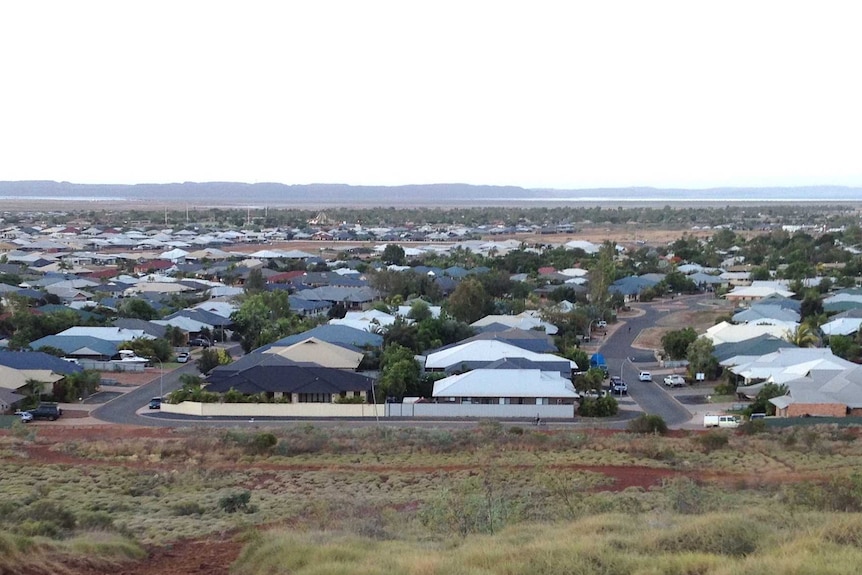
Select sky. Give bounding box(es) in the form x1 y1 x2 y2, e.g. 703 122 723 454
1 1 861 190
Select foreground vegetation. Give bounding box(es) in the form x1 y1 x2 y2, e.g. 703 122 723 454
4 422 862 573
234 511 862 575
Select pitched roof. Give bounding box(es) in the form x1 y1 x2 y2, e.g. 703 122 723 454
432 369 578 399
0 350 83 375
423 340 577 372
263 337 364 369
427 328 556 355
27 335 118 358
205 364 373 395
255 324 383 353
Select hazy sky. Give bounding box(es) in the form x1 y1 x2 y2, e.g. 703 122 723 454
1 1 860 189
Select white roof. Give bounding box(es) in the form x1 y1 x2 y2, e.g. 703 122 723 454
704 321 796 345
192 301 237 318
432 369 578 399
159 248 189 260
154 317 213 332
732 348 855 385
424 340 576 370
58 327 154 342
821 317 862 337
564 240 600 254
471 314 558 335
724 285 795 299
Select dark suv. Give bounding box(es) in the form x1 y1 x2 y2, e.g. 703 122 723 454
189 337 211 348
28 403 62 421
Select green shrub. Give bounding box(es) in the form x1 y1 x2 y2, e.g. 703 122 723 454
219 491 255 514
249 432 278 455
172 502 206 517
653 514 761 556
740 419 768 435
507 426 525 435
694 431 730 452
627 414 668 434
76 511 114 530
578 395 619 417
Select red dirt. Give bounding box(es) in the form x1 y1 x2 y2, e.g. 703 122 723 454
73 535 243 575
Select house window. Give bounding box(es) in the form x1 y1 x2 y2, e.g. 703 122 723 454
298 393 331 403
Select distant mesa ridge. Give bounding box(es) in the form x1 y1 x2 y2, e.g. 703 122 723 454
0 181 859 206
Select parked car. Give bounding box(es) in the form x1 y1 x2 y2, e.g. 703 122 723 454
176 352 190 363
16 410 33 423
638 371 652 382
27 403 62 421
581 389 609 399
189 337 211 348
663 374 687 387
610 378 628 395
148 397 162 410
597 320 608 328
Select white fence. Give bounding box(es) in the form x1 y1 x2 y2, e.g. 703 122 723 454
386 403 575 419
78 360 146 373
162 401 382 418
161 401 574 419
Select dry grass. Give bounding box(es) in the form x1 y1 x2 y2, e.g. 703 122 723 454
3 424 862 571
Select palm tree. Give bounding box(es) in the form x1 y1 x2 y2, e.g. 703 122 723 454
784 323 819 348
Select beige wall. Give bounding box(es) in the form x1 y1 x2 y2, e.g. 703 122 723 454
162 401 382 418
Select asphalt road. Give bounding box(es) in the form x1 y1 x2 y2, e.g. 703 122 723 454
601 295 712 426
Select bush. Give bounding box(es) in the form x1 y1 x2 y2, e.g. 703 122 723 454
172 502 206 516
219 491 255 514
739 419 768 435
627 414 668 434
578 395 618 417
249 432 278 455
694 431 730 452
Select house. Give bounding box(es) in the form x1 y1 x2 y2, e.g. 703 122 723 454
769 365 862 418
704 321 797 346
723 283 794 305
732 348 856 393
255 324 383 353
423 340 577 375
205 361 374 403
263 337 364 370
427 328 557 355
432 369 578 405
471 313 558 335
27 335 118 360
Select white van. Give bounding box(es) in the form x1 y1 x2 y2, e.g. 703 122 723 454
703 414 741 428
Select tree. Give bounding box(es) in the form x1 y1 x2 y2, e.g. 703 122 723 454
829 335 860 361
686 337 720 379
377 343 420 401
118 298 159 320
53 370 101 402
589 241 616 313
244 268 267 294
446 278 492 324
196 347 232 374
746 382 788 416
119 337 172 363
407 300 432 322
381 244 406 266
662 328 697 360
784 323 819 348
231 290 307 353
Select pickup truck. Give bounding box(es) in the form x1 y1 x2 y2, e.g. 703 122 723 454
27 404 62 421
663 374 686 387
